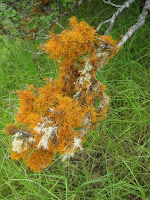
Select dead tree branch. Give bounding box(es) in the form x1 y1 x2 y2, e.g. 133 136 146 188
117 0 150 47
96 0 135 33
102 0 122 8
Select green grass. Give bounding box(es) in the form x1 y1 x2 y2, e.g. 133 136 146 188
0 1 150 199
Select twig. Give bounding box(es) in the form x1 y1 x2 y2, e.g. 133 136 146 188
96 19 111 31
102 0 122 8
24 50 45 55
55 21 65 30
2 156 11 160
41 33 49 37
35 36 50 40
35 33 50 40
35 0 84 36
97 37 111 46
117 0 150 47
96 0 135 33
97 37 116 51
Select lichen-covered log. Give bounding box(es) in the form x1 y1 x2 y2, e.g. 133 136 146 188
4 17 119 172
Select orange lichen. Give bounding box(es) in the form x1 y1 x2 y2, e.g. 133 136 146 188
43 17 97 61
4 124 20 135
11 148 30 160
4 17 118 172
24 149 53 172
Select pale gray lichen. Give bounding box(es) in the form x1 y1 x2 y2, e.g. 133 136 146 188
12 132 35 154
36 126 58 150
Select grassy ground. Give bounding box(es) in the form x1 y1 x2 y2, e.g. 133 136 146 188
0 0 150 199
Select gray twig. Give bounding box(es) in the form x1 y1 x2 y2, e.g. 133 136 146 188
102 0 122 8
35 36 50 40
2 156 11 160
24 50 45 55
96 0 135 33
117 0 150 47
55 21 65 30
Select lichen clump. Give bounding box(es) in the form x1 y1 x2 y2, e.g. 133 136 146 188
4 17 118 172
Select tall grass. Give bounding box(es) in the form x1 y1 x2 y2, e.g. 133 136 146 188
0 0 150 199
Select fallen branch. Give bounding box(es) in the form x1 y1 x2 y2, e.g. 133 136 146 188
96 0 135 34
117 0 150 47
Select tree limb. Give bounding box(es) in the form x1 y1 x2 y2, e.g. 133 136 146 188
96 0 135 33
102 0 122 8
117 0 150 47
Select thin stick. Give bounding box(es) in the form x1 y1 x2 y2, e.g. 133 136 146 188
2 156 11 160
102 0 122 8
24 50 45 55
55 21 65 30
